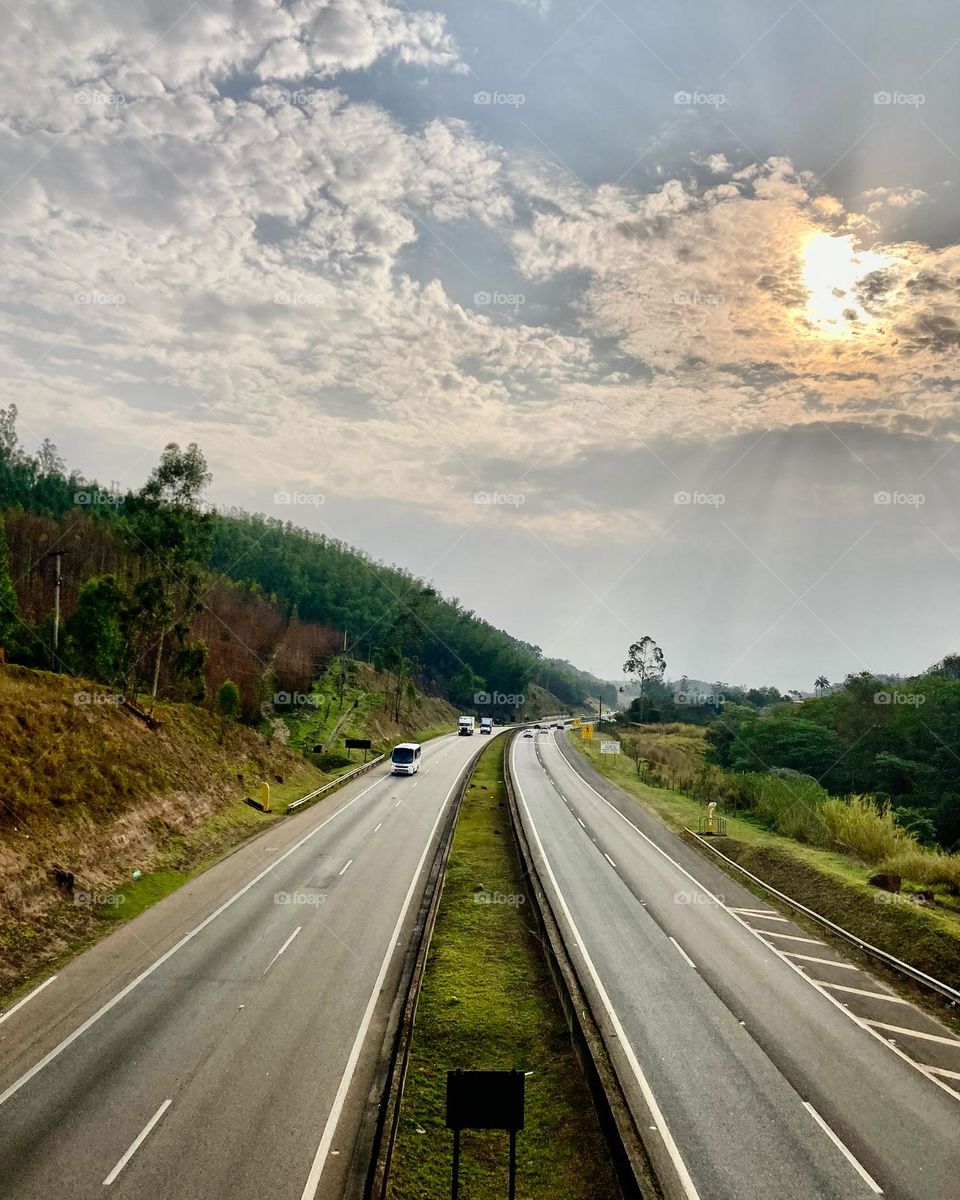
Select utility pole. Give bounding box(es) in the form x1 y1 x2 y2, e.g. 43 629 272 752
44 549 68 667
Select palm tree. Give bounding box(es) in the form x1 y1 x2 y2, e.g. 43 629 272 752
814 675 830 696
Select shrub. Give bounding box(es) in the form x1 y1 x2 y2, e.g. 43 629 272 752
314 751 351 772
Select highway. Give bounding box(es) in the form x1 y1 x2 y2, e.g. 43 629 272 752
510 729 960 1200
0 731 494 1200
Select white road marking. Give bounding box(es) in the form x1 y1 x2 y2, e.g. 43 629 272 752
512 747 702 1200
817 982 908 1004
576 816 586 828
103 1099 172 1186
669 937 696 969
603 852 617 869
0 771 389 1110
802 1102 882 1194
537 740 960 1105
338 860 353 877
0 976 57 1026
865 1021 960 1047
761 930 825 945
374 823 383 832
263 926 302 975
923 1064 960 1082
298 770 464 1200
782 952 859 971
731 908 788 922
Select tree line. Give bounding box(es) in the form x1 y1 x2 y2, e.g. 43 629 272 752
0 407 610 719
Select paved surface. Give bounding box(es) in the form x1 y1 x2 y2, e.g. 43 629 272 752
511 730 960 1200
0 731 494 1200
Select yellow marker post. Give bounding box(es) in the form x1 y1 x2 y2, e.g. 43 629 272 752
261 781 271 812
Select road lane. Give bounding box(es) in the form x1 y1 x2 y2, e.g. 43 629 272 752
512 731 960 1200
0 731 491 1200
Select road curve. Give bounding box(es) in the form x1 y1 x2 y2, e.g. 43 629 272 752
510 729 960 1200
0 731 495 1200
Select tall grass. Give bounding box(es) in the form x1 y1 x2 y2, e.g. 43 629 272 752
617 723 960 892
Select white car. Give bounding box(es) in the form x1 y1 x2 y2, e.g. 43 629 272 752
522 730 534 739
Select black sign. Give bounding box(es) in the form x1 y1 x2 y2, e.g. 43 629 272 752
445 1069 525 1132
345 737 372 750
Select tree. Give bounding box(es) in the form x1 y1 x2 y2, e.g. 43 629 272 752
623 636 666 723
216 679 241 740
118 444 213 699
0 513 19 658
815 675 830 696
63 575 128 684
35 438 65 477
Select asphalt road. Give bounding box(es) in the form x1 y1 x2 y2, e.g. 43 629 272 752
0 731 495 1200
511 730 960 1200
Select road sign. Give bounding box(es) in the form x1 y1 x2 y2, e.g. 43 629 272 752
345 737 372 750
600 741 620 754
580 723 593 740
446 1070 524 1200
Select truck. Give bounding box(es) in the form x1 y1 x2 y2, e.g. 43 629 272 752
479 717 493 735
458 715 475 736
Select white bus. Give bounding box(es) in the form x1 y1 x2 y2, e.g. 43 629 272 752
391 742 422 775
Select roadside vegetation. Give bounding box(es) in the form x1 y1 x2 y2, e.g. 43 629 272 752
389 737 619 1200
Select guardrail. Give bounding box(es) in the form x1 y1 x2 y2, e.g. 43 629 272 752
685 827 960 1007
286 754 385 813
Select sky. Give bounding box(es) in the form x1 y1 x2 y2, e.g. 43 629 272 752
3 0 960 691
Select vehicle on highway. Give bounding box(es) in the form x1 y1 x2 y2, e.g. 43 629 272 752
522 729 534 738
479 717 493 734
457 715 475 736
390 742 422 774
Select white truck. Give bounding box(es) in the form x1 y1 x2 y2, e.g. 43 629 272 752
458 715 476 736
479 717 493 735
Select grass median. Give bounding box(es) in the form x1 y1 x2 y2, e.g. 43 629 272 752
388 735 619 1200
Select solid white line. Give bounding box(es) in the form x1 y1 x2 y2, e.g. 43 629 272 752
103 1098 172 1186
263 926 302 975
298 768 465 1200
782 952 859 970
923 1064 960 1082
817 982 907 1004
338 860 353 877
511 744 701 1200
731 908 788 922
761 930 824 945
0 976 57 1026
0 772 389 1111
865 1020 960 1047
539 740 960 1105
802 1102 882 1194
669 937 697 969
603 852 618 869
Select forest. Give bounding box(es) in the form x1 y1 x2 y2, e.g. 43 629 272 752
0 406 612 720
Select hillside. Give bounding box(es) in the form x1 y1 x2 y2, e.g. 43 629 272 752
0 662 455 999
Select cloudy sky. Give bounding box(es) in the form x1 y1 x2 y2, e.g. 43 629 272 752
3 0 960 690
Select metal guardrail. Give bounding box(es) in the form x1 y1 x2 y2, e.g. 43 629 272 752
685 827 960 1007
286 754 385 812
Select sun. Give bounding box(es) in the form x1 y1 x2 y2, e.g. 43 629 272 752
800 231 892 337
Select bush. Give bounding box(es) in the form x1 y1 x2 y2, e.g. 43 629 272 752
820 795 910 865
314 751 351 772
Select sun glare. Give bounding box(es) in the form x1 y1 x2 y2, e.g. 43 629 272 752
801 231 892 337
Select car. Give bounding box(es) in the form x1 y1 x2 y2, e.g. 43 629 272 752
522 729 534 738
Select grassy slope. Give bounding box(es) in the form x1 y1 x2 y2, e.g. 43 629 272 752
0 659 463 1004
573 732 960 994
388 738 619 1200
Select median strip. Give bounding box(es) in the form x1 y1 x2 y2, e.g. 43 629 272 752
384 736 620 1200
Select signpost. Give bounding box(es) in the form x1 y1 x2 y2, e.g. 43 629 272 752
445 1069 525 1200
579 723 593 740
600 740 620 754
345 736 372 762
